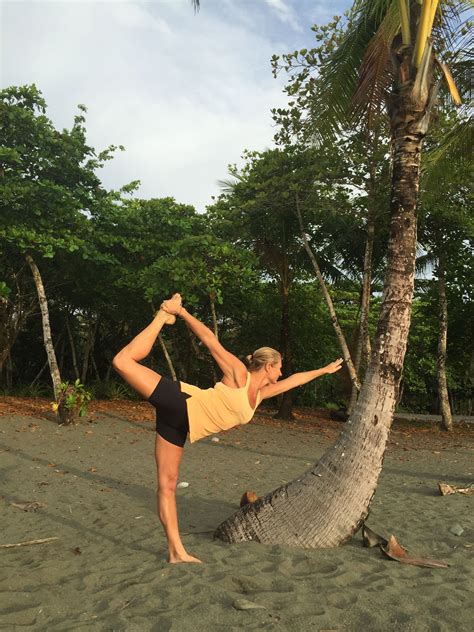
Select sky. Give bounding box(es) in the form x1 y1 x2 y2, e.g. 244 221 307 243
1 0 351 211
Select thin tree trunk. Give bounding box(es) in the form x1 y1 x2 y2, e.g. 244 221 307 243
437 254 453 431
348 201 375 414
276 276 293 419
66 315 80 380
91 355 101 381
81 316 99 383
0 283 36 374
6 352 13 390
189 329 218 384
31 333 63 388
209 293 219 339
215 77 430 548
158 334 177 381
25 254 62 400
296 195 361 394
58 332 66 374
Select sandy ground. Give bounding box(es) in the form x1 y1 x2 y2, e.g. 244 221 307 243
0 399 473 632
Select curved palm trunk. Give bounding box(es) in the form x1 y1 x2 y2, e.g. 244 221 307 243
25 254 62 400
437 254 453 431
215 83 428 547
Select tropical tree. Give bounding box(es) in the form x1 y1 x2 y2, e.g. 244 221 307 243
211 145 360 418
417 114 473 430
214 1 471 547
0 85 119 404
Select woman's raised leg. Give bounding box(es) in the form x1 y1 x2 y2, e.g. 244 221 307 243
155 434 202 563
112 308 175 398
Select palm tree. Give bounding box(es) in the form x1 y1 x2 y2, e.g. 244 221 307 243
213 0 470 547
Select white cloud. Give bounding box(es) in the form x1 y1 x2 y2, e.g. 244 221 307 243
2 0 348 211
264 0 302 32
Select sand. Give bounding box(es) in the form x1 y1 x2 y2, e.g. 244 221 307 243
0 401 473 631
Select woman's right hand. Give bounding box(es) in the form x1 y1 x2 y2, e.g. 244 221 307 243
324 358 344 374
161 293 183 315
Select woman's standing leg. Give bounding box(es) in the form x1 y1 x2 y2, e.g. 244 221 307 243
113 294 200 562
155 434 202 563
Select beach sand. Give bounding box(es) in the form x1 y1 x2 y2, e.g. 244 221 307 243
0 399 473 631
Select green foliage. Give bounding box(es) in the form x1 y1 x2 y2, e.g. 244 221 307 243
1 83 471 416
52 379 92 417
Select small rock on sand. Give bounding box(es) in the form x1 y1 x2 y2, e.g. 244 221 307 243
450 524 464 536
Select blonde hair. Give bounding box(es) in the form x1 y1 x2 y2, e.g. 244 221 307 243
245 347 281 372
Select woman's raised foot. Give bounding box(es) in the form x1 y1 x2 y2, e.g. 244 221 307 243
156 309 176 325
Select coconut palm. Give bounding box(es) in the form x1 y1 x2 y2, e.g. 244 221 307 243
213 0 471 547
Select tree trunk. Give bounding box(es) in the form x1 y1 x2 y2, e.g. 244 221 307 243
276 273 293 419
0 271 36 375
66 314 80 380
158 334 177 381
437 255 453 431
209 293 219 339
81 316 99 383
31 333 63 388
296 195 360 394
348 197 375 414
6 352 13 390
25 254 62 400
189 329 218 384
215 80 429 548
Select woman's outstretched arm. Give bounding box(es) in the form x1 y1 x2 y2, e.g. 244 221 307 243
162 297 246 386
259 359 343 400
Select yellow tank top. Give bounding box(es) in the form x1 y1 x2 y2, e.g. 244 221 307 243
180 372 261 443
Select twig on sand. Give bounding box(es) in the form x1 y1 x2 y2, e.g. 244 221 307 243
0 537 58 549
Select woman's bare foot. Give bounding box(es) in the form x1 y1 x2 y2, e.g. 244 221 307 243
157 309 176 325
168 551 202 564
161 293 182 321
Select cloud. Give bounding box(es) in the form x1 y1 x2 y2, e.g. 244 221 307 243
2 0 347 211
264 0 302 32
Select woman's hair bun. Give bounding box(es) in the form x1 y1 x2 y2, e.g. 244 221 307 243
245 354 253 365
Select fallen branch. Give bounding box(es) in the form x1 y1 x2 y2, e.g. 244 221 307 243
0 537 58 549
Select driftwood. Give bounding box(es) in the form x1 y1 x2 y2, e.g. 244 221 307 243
0 537 58 549
438 482 474 496
10 501 47 512
362 524 449 568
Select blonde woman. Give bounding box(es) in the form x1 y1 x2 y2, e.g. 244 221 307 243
113 293 343 563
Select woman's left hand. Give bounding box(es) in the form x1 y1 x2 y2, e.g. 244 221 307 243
325 358 344 374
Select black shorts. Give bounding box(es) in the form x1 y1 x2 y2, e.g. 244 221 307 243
148 377 190 448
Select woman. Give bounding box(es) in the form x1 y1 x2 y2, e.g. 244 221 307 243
113 293 343 563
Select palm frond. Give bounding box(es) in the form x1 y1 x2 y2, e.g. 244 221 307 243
415 250 436 276
437 59 462 105
398 0 411 46
423 116 473 184
352 2 400 126
307 0 393 141
436 0 472 56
